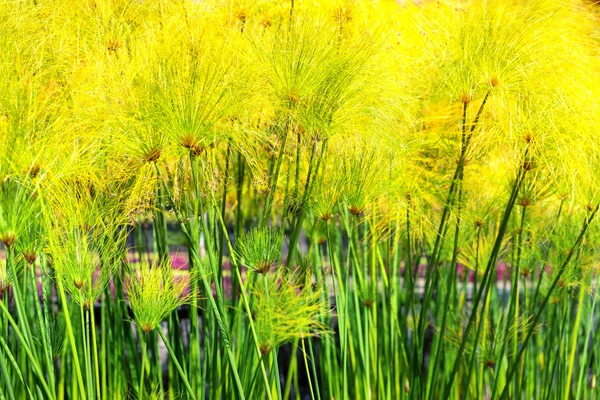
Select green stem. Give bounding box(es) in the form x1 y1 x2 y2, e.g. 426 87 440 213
216 209 274 400
286 137 325 266
426 182 463 400
157 328 197 400
444 148 529 398
500 203 599 400
81 302 93 400
0 300 55 399
490 206 527 399
56 276 86 399
90 307 101 400
564 271 587 400
154 162 246 399
0 333 34 400
139 332 148 400
262 125 289 228
0 343 15 400
301 338 316 400
575 294 596 399
34 259 57 398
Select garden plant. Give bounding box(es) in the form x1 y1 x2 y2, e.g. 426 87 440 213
2 0 600 399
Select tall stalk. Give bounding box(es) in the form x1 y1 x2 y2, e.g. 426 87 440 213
415 92 491 387
499 203 600 400
443 146 530 397
157 328 198 400
154 163 246 399
286 137 326 266
262 124 290 228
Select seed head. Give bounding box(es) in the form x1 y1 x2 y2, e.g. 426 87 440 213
488 77 500 88
143 147 162 163
106 40 122 54
259 14 271 28
287 89 300 104
179 133 205 157
319 211 332 221
179 133 200 151
459 92 472 104
234 9 247 25
334 5 353 25
74 279 86 289
259 344 272 356
26 163 41 178
0 231 16 248
358 281 378 308
522 131 534 144
348 205 364 216
22 249 38 265
517 197 532 208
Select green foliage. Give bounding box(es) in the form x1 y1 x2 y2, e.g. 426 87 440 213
1 0 600 399
235 227 284 274
251 273 328 355
128 259 193 333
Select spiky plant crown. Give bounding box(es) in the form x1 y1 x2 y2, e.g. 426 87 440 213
135 30 242 152
443 304 538 367
458 233 509 278
251 273 329 355
336 143 385 216
0 178 42 250
131 388 166 400
45 179 129 309
382 0 600 237
127 259 194 333
0 1 600 398
515 170 555 209
307 149 346 222
235 227 284 274
33 312 67 361
538 217 599 298
285 253 316 290
248 8 377 139
358 279 379 308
